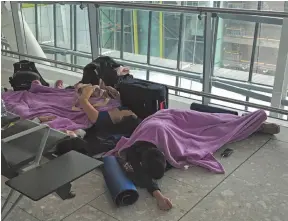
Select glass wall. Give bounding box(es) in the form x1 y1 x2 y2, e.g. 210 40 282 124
1 1 287 117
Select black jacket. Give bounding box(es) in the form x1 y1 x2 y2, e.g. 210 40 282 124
117 144 160 195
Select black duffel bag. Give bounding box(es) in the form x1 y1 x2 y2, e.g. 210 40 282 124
9 60 49 91
116 79 169 119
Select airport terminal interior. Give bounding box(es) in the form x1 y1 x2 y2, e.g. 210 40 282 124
1 1 288 221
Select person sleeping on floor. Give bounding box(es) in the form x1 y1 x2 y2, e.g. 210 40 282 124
77 85 280 211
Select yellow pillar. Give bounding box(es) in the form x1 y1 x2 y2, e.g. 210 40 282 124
159 1 164 58
132 10 139 54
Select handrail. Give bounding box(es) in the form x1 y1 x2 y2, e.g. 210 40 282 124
94 1 288 18
23 1 288 18
2 48 288 115
1 49 83 70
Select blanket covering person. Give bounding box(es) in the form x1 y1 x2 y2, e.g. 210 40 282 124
105 108 267 173
1 83 121 131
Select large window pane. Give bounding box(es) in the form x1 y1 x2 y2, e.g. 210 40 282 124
38 5 54 46
251 24 281 86
76 7 90 53
122 9 149 63
21 4 36 36
55 5 72 49
100 7 121 58
180 14 204 74
214 18 255 82
149 11 180 69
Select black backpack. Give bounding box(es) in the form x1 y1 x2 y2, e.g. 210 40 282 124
9 60 49 91
80 56 132 87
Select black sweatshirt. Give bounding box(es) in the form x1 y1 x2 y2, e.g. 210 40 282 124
117 144 160 195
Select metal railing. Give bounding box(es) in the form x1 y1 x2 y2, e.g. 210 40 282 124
2 48 288 116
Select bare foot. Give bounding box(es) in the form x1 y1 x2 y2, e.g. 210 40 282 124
258 122 280 135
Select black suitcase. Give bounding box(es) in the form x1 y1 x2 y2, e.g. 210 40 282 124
116 79 168 119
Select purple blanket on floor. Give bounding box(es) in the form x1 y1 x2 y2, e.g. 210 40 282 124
2 84 121 131
105 109 267 173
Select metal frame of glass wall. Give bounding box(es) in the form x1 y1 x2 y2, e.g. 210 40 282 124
1 1 288 117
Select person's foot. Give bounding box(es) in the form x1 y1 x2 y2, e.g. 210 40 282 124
259 122 280 135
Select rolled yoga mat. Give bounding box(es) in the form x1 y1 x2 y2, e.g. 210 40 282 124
103 156 139 206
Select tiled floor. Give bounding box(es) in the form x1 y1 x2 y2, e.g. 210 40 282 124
2 127 288 221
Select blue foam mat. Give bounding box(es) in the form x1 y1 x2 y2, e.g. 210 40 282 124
103 156 139 206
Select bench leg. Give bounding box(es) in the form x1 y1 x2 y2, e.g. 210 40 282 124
2 193 23 221
55 183 76 200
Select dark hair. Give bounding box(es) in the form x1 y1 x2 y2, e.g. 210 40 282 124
141 147 166 180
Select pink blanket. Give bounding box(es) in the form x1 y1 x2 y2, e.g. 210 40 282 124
106 109 267 173
2 84 121 131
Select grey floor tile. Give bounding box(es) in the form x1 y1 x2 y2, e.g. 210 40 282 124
63 205 118 221
179 139 288 221
13 172 106 221
165 133 270 190
1 197 40 221
89 176 206 221
92 168 104 178
273 126 288 143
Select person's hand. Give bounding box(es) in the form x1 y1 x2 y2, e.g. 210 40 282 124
80 85 96 100
156 196 173 211
152 190 173 211
38 116 56 123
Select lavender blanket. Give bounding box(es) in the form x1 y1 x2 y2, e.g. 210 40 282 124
106 109 267 173
2 84 121 131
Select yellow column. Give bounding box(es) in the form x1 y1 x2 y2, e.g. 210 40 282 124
132 10 139 54
159 1 163 58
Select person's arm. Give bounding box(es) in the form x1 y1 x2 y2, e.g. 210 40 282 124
126 148 172 211
92 98 110 107
79 86 100 123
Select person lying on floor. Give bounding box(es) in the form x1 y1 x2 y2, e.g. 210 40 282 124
104 109 280 211
78 85 280 211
